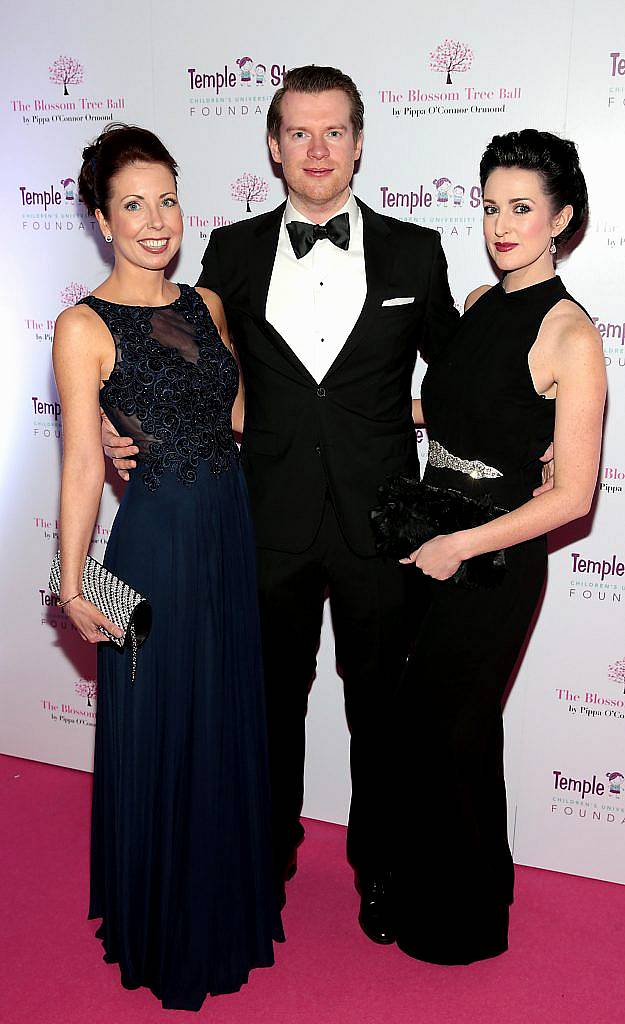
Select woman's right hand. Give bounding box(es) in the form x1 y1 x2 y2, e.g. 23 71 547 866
64 596 124 644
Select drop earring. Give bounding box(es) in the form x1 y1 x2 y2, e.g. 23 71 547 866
549 237 556 254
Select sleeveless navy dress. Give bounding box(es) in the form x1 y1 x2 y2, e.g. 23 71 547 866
80 284 282 1010
391 277 587 964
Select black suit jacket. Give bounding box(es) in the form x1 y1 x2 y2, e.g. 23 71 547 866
197 199 459 556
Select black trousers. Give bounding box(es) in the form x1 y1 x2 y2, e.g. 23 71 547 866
256 499 419 880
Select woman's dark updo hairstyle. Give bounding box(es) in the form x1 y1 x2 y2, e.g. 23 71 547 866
78 123 178 217
479 129 588 247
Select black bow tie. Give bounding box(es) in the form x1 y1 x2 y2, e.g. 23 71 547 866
286 212 350 260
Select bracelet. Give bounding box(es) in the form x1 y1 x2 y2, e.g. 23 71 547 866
59 592 82 609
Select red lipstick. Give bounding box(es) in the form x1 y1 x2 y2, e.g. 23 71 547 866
495 242 518 252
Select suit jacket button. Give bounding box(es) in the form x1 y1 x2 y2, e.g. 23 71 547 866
316 386 326 398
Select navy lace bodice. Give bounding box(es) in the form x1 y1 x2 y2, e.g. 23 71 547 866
80 284 239 490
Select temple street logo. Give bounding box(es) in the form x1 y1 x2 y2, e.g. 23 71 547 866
609 52 625 112
187 57 287 120
593 312 625 370
568 549 625 605
19 177 97 235
378 179 483 241
550 768 625 825
553 770 609 800
32 395 62 440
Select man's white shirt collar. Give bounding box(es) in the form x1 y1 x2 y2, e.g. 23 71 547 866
284 190 360 229
267 189 366 383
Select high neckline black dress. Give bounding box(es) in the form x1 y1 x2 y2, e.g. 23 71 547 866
79 285 283 1010
391 276 587 964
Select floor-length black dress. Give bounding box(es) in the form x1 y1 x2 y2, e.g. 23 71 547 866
80 284 282 1010
392 276 585 964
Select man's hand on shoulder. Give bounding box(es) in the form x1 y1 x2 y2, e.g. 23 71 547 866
102 413 138 482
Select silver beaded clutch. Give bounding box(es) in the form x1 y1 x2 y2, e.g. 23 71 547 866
49 552 152 681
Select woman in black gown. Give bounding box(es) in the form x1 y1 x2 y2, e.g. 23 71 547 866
389 131 606 964
53 125 282 1010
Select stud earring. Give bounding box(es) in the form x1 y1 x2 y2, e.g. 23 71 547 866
549 237 556 254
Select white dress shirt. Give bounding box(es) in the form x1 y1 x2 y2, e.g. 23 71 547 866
265 191 367 384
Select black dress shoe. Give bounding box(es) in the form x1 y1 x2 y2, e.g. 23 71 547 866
357 876 396 945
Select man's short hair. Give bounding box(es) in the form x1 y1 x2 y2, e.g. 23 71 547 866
267 65 364 141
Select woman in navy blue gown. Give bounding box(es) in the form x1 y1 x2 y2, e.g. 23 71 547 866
53 124 282 1011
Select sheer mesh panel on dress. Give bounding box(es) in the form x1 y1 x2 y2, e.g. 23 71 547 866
100 306 203 459
81 286 239 489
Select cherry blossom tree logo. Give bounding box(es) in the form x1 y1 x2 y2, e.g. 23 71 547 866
231 173 269 214
49 56 84 96
60 283 89 307
75 680 97 707
429 39 473 85
608 657 625 693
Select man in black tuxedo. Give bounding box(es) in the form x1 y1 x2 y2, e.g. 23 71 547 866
106 66 459 943
198 66 459 942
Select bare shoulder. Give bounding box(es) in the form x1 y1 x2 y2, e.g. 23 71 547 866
539 300 605 394
464 284 492 312
195 286 225 327
55 302 94 332
53 302 107 351
544 299 603 355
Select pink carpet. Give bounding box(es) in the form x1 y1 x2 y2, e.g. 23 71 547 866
1 754 623 1024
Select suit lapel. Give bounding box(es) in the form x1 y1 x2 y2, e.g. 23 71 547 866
246 197 396 384
247 201 317 383
248 201 285 318
322 199 395 380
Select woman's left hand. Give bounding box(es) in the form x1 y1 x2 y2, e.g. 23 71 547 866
400 533 464 580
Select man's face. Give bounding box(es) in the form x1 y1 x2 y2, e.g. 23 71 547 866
268 89 362 214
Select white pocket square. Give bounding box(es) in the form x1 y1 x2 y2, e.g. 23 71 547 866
381 296 415 306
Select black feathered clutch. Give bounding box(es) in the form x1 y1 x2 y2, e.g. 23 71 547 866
370 476 507 589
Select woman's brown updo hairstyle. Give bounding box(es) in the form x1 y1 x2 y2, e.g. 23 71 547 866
78 123 179 217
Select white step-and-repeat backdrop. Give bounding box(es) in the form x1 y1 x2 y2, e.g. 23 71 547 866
1 0 623 884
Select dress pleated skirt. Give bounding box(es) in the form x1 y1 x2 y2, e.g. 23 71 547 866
90 461 283 1011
